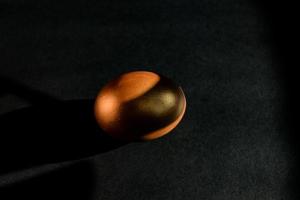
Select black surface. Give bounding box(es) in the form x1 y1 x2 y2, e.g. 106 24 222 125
0 0 299 199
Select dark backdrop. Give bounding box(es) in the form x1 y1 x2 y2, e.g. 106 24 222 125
0 0 299 199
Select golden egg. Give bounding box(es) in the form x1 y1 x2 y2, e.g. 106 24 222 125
94 71 186 141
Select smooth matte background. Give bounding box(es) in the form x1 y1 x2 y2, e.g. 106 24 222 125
0 0 299 199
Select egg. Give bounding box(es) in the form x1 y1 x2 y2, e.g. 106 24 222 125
94 71 186 141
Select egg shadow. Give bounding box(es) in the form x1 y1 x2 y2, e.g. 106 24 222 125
0 76 127 175
0 161 96 199
0 99 127 175
0 75 129 199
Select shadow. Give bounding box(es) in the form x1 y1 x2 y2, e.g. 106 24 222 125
0 76 127 175
0 99 127 175
0 161 96 199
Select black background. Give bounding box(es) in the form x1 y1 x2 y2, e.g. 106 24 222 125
0 0 299 199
